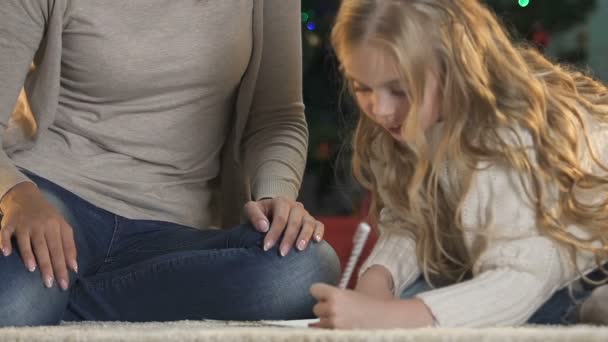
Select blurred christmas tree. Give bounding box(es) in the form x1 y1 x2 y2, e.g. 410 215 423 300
486 0 596 38
485 0 597 53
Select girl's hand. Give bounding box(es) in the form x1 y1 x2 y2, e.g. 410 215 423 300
355 265 395 300
0 182 77 291
244 197 324 256
309 283 435 329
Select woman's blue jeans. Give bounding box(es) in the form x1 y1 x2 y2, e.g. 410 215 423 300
0 172 341 326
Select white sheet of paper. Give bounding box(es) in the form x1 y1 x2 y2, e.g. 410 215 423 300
259 318 318 328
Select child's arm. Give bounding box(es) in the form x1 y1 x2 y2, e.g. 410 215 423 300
414 161 597 327
309 207 429 329
356 208 421 296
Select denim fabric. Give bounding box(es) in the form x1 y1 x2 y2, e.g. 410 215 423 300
400 271 601 325
0 171 341 326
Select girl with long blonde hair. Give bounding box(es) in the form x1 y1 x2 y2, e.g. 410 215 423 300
310 0 608 329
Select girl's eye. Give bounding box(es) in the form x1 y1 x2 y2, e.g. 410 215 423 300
391 89 406 97
353 87 371 93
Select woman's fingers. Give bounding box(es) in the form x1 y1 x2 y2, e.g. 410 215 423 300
245 197 325 255
46 225 69 290
3 214 38 272
243 201 270 233
0 221 15 256
61 223 78 273
278 203 305 256
31 231 54 288
313 220 325 243
13 222 75 290
294 215 317 252
263 199 290 251
15 230 36 272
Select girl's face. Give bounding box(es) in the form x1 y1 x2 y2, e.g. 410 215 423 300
342 44 442 143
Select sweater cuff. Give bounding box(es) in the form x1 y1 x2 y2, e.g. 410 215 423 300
251 177 299 201
0 155 32 203
416 269 551 327
359 232 420 296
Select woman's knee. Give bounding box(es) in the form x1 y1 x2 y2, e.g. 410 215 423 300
268 241 340 311
228 239 339 319
263 239 340 282
229 224 341 280
0 252 69 326
301 240 341 284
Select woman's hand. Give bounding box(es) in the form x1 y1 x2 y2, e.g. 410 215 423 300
0 182 77 290
309 283 435 329
244 196 324 256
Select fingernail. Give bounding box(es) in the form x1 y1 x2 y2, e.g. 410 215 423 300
27 262 36 272
44 277 53 288
258 220 269 233
297 239 306 251
72 262 79 274
1 247 8 257
314 234 322 242
263 241 272 251
59 279 69 291
280 245 289 257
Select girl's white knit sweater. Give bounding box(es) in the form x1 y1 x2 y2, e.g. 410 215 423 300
360 117 604 327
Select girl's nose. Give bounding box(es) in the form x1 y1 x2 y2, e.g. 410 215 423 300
372 92 397 122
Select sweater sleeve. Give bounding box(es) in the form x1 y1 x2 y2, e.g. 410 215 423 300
0 0 51 198
416 161 591 327
242 0 307 201
358 207 421 295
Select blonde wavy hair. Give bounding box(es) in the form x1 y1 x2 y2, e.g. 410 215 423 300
332 0 608 283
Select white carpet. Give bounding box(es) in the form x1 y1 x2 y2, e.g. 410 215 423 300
1 321 607 342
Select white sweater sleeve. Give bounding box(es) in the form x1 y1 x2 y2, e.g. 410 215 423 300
417 237 564 327
358 207 421 295
417 161 588 327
